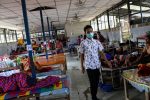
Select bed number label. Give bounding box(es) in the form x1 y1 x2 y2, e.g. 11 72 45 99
27 45 33 51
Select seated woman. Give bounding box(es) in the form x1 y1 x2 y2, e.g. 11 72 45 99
102 46 129 68
109 47 127 67
55 39 64 53
32 40 38 50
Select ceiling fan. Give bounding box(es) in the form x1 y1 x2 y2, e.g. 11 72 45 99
74 0 86 7
72 13 80 21
68 13 87 23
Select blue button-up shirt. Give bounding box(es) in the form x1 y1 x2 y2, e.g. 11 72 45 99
79 38 104 69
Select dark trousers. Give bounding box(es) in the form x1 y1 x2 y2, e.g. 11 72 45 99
87 69 100 100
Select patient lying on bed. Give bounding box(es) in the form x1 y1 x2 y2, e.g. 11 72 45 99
0 72 60 93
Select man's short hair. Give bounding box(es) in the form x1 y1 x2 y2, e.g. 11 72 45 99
84 25 93 33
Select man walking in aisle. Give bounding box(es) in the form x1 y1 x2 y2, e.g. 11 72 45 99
80 25 111 100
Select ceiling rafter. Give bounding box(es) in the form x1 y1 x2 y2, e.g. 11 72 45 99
66 0 72 23
0 0 122 30
53 0 60 24
35 0 49 17
15 0 41 26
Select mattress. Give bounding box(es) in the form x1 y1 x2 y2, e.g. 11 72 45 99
35 53 66 66
36 69 62 77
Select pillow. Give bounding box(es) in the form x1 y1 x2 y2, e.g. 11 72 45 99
0 61 9 68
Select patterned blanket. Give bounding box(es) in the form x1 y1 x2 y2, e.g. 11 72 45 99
0 76 69 100
0 73 60 93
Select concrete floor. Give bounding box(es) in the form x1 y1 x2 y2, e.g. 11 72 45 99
40 54 145 100
66 54 145 100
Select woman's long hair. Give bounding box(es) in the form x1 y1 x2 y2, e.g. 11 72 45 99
97 31 106 42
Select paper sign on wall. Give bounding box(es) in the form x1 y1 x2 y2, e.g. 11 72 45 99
26 45 33 51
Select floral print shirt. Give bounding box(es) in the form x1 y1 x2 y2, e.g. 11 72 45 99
80 38 104 69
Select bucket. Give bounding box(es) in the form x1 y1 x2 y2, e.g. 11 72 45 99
99 83 113 92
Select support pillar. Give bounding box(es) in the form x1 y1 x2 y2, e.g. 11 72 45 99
21 0 36 80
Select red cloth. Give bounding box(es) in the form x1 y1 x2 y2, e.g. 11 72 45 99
138 64 150 77
38 67 52 72
35 61 52 72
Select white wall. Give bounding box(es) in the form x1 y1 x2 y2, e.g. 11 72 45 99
100 25 150 42
65 21 90 45
0 42 17 56
65 21 90 37
131 26 150 41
